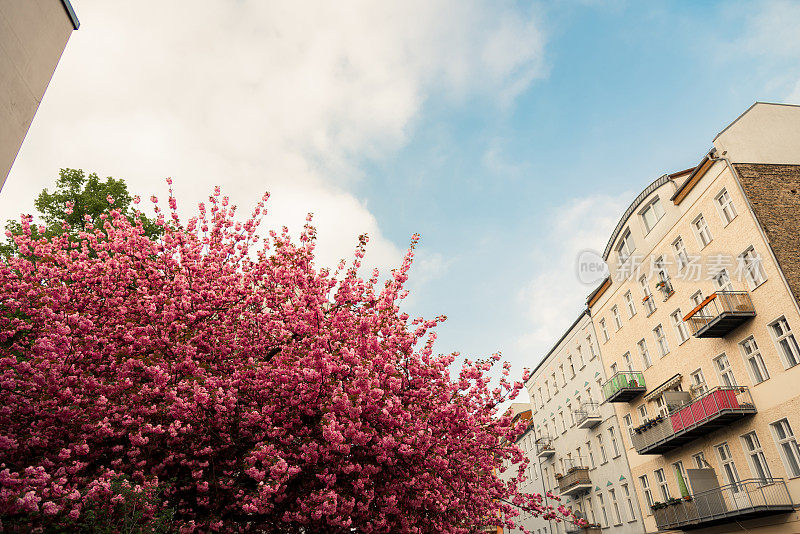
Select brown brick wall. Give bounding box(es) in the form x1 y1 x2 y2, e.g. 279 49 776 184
734 163 800 306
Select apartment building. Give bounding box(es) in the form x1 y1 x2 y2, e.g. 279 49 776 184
0 0 79 191
587 102 800 532
515 311 644 534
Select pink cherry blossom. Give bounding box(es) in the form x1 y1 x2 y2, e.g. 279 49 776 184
0 185 577 532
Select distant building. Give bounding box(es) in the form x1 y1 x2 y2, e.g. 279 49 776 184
518 311 644 534
0 0 79 192
588 102 800 532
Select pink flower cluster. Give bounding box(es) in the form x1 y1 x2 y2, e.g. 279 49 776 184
0 186 575 532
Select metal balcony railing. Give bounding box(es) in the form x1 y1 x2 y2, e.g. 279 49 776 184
566 525 601 534
535 436 555 458
652 479 793 530
557 466 592 497
631 386 756 454
602 371 646 403
683 291 756 338
574 401 602 429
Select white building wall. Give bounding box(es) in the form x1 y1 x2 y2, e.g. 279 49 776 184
521 312 645 534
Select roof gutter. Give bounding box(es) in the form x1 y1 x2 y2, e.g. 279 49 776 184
60 0 80 30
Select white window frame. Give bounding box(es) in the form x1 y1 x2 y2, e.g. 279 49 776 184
640 274 656 315
713 268 734 292
638 338 652 370
609 487 623 525
741 431 772 484
693 214 713 248
673 236 689 271
617 229 635 264
671 309 690 345
771 418 800 478
612 305 623 331
715 188 738 225
624 290 636 318
609 426 620 458
716 442 742 491
639 475 654 513
690 368 708 395
739 246 767 289
655 468 670 501
653 323 670 357
740 336 769 385
769 316 800 369
713 352 737 387
640 196 664 233
599 319 609 343
622 483 636 522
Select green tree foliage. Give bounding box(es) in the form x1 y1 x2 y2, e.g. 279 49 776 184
1 169 160 255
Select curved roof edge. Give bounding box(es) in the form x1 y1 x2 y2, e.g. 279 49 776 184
601 174 672 260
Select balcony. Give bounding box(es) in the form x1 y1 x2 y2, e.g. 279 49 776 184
602 371 646 403
535 436 555 459
557 466 592 498
631 386 756 455
574 401 602 429
566 524 601 534
652 479 793 531
683 291 756 338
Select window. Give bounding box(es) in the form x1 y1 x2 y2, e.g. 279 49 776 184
714 353 737 387
622 483 636 522
639 475 654 512
624 290 636 318
693 451 707 469
673 236 689 271
690 369 707 395
597 493 609 527
655 396 669 417
609 487 622 524
560 365 566 387
578 344 586 367
691 290 704 307
740 336 769 384
624 414 634 435
586 441 595 469
552 373 558 394
617 229 635 264
716 188 738 225
609 427 620 457
568 356 576 378
641 196 664 233
653 324 670 357
588 337 598 359
599 320 609 342
610 362 618 375
640 275 656 315
671 309 690 344
612 306 622 330
538 387 544 408
673 461 690 493
598 435 608 464
742 431 772 483
655 468 670 501
771 419 800 478
545 380 550 400
713 268 733 292
638 339 652 369
739 246 766 289
716 442 742 491
770 317 800 369
638 404 648 421
559 411 566 433
693 214 713 247
623 352 633 371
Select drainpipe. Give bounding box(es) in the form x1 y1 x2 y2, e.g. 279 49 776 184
715 153 800 319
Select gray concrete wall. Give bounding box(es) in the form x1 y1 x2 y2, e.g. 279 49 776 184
0 0 75 191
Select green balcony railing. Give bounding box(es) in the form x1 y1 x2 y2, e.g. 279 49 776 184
602 371 646 403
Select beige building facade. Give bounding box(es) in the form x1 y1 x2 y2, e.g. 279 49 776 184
587 102 800 533
0 0 78 192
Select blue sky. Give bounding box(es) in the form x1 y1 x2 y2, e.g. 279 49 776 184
2 1 800 399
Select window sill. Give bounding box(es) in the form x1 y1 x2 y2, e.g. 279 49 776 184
677 338 690 347
579 364 587 371
750 278 768 292
612 454 621 460
646 308 658 318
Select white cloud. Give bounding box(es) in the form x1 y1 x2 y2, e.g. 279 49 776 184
1 0 546 274
516 193 630 359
